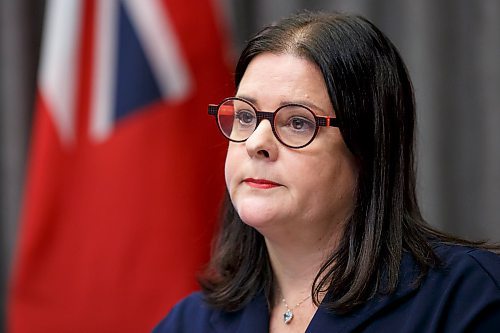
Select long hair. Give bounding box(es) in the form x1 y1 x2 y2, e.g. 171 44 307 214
199 11 492 313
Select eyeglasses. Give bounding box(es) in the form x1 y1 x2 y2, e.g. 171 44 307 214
208 97 339 149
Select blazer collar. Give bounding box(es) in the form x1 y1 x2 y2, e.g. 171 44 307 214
210 252 420 333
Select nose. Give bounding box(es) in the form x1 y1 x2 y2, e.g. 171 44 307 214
245 119 278 160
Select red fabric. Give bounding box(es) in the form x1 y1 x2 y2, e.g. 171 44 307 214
8 0 232 332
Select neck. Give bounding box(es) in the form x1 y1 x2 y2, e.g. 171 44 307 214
263 220 343 306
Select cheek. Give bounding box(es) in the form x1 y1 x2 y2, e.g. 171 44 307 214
306 144 358 202
224 158 233 190
224 143 240 191
321 150 358 202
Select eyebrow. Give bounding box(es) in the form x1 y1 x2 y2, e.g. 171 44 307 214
235 94 330 115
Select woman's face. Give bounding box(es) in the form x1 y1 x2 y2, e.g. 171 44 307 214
225 52 358 237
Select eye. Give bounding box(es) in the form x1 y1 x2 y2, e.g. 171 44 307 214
235 110 256 125
287 116 315 131
291 117 305 130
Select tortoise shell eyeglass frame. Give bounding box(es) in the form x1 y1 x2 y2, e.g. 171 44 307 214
208 97 340 149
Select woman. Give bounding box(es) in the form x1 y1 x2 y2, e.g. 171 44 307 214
154 11 500 332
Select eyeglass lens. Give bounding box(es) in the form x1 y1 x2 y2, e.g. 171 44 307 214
217 98 317 148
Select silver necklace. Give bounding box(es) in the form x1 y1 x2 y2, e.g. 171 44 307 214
281 294 311 324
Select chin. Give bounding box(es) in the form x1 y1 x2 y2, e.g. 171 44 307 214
235 199 281 229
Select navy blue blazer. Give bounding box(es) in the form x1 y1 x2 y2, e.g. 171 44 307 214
153 244 500 332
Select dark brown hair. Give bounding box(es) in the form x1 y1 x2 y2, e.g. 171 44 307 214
199 11 493 314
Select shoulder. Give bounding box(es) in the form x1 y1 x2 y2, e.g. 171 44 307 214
432 243 500 286
419 243 500 303
357 244 500 332
152 292 215 333
411 244 500 331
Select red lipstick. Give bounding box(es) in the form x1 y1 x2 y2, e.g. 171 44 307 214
243 178 282 189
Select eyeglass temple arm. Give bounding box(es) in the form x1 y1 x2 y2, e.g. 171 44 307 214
208 104 218 116
317 116 340 128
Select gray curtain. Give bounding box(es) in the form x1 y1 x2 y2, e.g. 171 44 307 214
1 0 45 331
1 0 499 331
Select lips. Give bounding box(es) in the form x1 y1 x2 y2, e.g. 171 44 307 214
243 178 282 189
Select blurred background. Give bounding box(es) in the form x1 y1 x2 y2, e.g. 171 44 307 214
1 0 499 332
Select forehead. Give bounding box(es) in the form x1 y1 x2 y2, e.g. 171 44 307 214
237 53 333 115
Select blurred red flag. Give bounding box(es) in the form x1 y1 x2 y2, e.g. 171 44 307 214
8 0 231 331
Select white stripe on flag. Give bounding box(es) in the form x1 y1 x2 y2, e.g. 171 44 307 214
39 0 83 145
124 0 192 100
89 0 119 142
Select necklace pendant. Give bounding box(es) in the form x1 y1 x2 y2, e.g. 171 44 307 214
283 309 293 324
